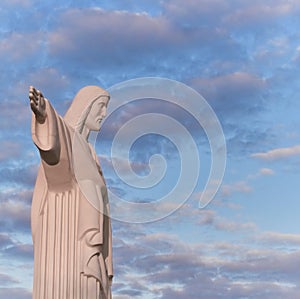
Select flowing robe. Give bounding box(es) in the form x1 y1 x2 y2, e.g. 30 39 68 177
31 99 113 299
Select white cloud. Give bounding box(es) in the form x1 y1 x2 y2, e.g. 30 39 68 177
0 199 31 232
48 8 181 63
0 142 21 162
26 68 70 101
112 222 300 299
0 273 19 286
259 167 275 175
260 231 300 245
0 32 42 62
221 180 252 197
197 209 257 232
0 287 31 299
191 72 266 101
224 0 300 28
248 167 275 179
2 0 32 7
251 145 300 160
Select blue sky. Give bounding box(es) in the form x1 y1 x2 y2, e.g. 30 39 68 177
1 0 300 298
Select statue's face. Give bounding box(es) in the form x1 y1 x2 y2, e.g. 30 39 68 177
85 96 109 131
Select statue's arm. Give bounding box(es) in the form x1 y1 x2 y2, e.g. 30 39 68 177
29 86 61 165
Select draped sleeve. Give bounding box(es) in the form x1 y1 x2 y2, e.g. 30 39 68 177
31 99 73 192
31 99 74 239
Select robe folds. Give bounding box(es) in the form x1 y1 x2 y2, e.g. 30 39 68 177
31 98 113 299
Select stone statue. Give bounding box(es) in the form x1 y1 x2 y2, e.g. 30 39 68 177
29 85 113 299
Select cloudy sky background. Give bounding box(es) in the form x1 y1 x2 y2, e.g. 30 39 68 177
1 0 300 298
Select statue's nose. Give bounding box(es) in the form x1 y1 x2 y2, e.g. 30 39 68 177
101 107 107 118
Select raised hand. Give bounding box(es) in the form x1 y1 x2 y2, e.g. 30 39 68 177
29 86 46 123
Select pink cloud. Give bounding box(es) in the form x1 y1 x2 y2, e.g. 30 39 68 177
0 32 42 62
259 167 275 175
191 72 266 102
48 8 182 60
2 0 31 7
224 0 300 28
0 142 21 162
221 180 252 197
260 231 300 245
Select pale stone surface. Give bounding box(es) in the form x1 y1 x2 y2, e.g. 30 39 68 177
29 86 113 299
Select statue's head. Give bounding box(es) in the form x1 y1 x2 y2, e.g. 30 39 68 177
64 86 110 132
84 96 110 132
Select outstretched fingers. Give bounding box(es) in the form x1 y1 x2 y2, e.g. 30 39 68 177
29 86 44 103
29 86 46 121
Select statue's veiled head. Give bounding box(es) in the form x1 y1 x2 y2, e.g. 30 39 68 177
64 85 110 132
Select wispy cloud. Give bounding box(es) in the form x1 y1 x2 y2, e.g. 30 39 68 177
259 167 275 175
260 231 300 246
0 164 37 187
0 288 31 299
251 145 300 160
112 221 300 299
0 142 22 162
197 209 257 232
0 190 32 233
247 167 275 179
191 72 266 112
224 0 300 29
221 180 252 197
0 233 14 249
0 274 19 286
2 244 33 261
0 32 41 62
